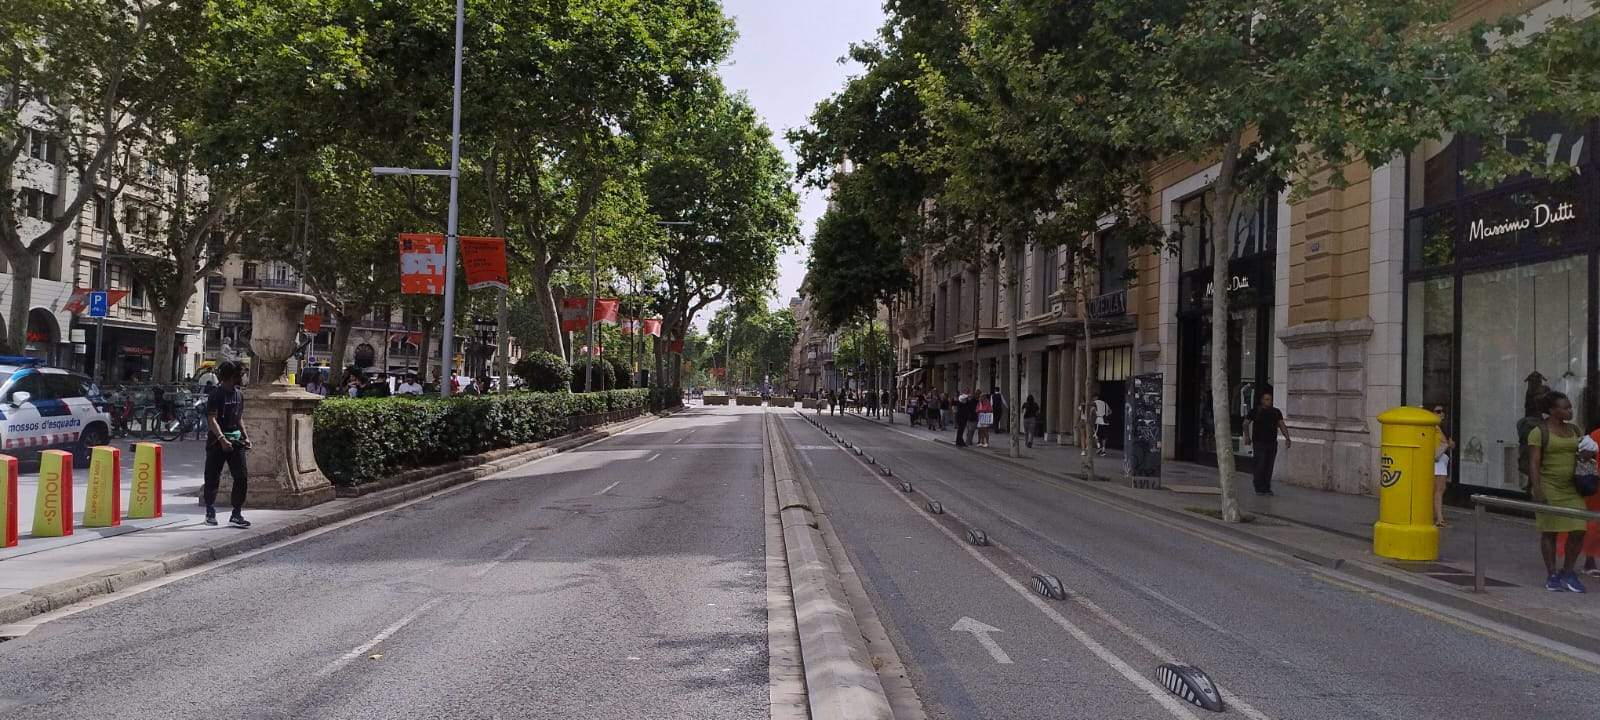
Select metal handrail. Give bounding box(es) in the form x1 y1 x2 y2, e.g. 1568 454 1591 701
1469 493 1600 592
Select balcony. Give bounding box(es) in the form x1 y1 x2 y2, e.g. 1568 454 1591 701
218 311 251 324
233 277 302 290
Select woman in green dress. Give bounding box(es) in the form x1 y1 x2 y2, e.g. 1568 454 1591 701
1525 391 1589 593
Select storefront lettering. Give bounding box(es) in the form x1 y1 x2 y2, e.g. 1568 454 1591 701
1202 275 1252 298
1467 201 1577 242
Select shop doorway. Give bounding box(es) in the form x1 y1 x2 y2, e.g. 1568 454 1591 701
1176 307 1271 468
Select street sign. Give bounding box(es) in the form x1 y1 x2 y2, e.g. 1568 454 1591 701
87 291 108 318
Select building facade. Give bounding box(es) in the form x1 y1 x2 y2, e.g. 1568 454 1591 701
873 0 1597 504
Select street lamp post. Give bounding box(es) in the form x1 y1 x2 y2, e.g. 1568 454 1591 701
373 0 465 398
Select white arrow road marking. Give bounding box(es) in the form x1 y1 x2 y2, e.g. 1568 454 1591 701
952 617 1012 664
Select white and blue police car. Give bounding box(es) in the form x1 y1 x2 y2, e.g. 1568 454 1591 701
0 356 111 463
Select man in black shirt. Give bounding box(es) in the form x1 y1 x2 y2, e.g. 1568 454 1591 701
204 361 252 527
1243 391 1291 495
955 389 978 447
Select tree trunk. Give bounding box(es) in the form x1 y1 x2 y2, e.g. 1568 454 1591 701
417 319 435 385
151 307 184 384
530 262 565 359
970 257 980 393
1211 131 1246 523
1007 242 1022 458
4 249 35 354
329 313 356 384
151 277 197 384
1077 253 1097 483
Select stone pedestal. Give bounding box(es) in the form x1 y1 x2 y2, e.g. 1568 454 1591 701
221 290 335 509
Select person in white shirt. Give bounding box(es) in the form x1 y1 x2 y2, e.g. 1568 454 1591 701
396 373 424 396
1092 395 1111 456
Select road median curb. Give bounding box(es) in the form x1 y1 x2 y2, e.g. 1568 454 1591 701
763 412 895 720
0 409 672 627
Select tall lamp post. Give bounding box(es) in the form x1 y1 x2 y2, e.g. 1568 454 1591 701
374 0 465 398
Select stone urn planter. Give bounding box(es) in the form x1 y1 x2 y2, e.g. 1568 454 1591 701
221 290 335 509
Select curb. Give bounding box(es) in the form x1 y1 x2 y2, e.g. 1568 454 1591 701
0 409 674 627
763 412 894 720
834 411 1600 659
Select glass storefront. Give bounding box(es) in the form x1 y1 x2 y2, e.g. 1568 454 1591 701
1174 189 1277 467
1404 120 1599 498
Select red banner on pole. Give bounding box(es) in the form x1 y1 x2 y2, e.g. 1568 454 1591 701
303 314 322 333
669 339 685 353
460 236 508 291
643 318 662 337
63 288 129 314
399 233 447 295
559 297 589 332
593 299 620 325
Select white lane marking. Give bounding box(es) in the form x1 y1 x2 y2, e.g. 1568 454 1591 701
647 452 661 462
674 436 685 444
595 481 621 496
951 617 1013 664
828 414 1274 720
816 435 1202 718
315 598 442 678
9 416 669 633
472 538 533 578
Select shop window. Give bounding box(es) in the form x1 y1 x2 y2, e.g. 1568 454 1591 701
1095 346 1133 382
1404 277 1455 411
1455 257 1587 493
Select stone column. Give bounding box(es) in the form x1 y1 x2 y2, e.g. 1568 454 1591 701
225 290 336 509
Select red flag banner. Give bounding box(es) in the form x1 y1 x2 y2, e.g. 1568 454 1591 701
669 339 684 353
63 288 130 314
398 233 447 295
643 318 662 337
594 299 620 325
559 297 589 332
406 331 424 346
302 314 323 333
460 236 508 291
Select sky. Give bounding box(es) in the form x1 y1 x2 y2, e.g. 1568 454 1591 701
699 0 886 327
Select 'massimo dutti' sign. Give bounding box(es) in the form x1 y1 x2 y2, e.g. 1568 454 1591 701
1468 200 1578 242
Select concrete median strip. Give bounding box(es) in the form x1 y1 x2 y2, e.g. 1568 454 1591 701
0 410 675 627
762 411 901 720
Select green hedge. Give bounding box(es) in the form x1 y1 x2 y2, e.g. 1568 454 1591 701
314 389 652 486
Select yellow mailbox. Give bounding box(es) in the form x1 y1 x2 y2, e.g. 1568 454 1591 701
1374 406 1441 561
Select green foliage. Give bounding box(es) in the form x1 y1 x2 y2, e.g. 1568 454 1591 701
805 174 915 330
570 358 616 392
512 351 571 392
834 322 894 374
705 303 797 387
313 390 650 485
605 356 633 389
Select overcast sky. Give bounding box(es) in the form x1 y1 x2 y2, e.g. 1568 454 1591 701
698 0 886 327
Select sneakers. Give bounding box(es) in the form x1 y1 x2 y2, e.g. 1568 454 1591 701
1547 573 1565 591
1561 570 1587 593
204 508 218 526
229 513 252 529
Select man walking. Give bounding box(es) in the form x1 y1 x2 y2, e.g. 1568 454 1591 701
954 389 971 447
1243 390 1291 495
203 361 252 528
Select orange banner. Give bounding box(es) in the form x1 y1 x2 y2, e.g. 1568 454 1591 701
461 236 508 291
398 233 447 295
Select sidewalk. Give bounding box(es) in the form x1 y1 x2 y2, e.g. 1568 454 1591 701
0 413 665 628
831 409 1600 654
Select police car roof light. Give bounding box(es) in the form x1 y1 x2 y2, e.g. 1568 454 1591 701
0 356 44 367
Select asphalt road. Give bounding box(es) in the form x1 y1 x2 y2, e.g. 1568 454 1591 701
784 409 1600 720
0 406 770 720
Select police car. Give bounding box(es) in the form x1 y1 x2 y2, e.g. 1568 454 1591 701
0 357 111 463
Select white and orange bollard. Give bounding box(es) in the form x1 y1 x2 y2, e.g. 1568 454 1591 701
83 445 122 528
32 449 73 537
1 454 16 547
127 442 163 519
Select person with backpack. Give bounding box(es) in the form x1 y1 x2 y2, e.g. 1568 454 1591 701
1022 394 1040 448
1525 391 1589 593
